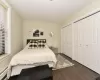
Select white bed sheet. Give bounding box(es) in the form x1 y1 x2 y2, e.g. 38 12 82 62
11 62 54 76
7 45 57 78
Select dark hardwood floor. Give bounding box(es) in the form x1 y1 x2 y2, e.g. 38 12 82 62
9 54 99 80
53 56 99 80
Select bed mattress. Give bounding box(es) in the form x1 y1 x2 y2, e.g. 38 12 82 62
11 62 54 76
7 45 57 78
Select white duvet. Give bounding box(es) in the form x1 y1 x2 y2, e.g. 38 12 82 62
7 45 57 78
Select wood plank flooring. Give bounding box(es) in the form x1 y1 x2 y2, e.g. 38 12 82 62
9 54 99 80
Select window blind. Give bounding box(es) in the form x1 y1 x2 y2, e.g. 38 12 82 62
0 5 6 55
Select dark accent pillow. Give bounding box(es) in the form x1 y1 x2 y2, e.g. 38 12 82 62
29 44 33 47
28 44 33 49
29 42 38 49
28 40 46 49
33 43 38 48
38 44 42 48
38 43 45 48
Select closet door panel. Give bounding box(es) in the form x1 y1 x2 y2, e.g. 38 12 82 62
73 23 78 61
82 16 94 67
93 13 100 73
63 28 66 54
67 25 72 58
62 25 73 58
61 28 65 53
77 20 85 64
83 15 99 72
62 27 68 55
64 27 68 55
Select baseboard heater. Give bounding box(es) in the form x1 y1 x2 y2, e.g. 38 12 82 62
0 68 8 80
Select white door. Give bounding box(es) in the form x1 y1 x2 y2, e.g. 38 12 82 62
73 12 100 74
77 20 85 64
93 12 100 74
82 16 94 68
68 25 73 58
73 23 78 60
61 28 66 54
64 25 72 58
61 28 64 53
73 20 85 64
75 15 96 68
61 25 73 58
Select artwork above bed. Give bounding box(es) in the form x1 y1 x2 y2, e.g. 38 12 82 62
33 29 44 37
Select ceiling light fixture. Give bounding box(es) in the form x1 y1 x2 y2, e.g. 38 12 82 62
50 0 53 1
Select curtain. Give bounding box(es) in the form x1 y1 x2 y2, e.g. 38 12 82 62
0 5 6 55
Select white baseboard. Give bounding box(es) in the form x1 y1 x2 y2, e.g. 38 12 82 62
0 68 8 80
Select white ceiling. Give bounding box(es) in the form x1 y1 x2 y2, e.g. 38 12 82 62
7 0 95 24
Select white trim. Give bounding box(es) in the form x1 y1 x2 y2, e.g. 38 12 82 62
73 8 100 24
63 8 100 27
0 54 10 61
62 23 72 29
7 7 11 54
0 54 11 62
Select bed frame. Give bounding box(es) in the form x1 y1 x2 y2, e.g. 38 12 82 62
27 39 46 44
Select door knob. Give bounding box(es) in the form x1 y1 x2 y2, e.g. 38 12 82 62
86 45 88 47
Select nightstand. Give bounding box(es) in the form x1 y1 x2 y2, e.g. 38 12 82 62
49 46 58 54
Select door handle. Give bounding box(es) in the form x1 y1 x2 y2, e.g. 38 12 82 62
79 44 82 47
86 45 88 47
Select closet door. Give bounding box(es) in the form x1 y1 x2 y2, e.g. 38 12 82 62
73 23 78 61
61 28 64 53
82 16 94 68
77 20 85 64
93 13 100 74
67 25 72 58
73 12 100 74
76 15 96 68
75 13 99 73
61 25 73 58
61 28 66 54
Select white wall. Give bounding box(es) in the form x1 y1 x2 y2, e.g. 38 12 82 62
11 10 23 54
23 20 61 52
63 0 100 25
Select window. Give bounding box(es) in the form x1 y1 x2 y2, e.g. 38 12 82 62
0 4 7 55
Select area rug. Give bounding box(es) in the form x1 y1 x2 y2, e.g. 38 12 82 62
54 54 74 70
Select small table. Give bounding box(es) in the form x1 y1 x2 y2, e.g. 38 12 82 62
17 65 53 80
49 46 58 54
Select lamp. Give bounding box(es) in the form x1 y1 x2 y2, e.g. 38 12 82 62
49 32 54 37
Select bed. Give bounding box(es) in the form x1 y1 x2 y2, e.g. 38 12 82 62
7 39 57 78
